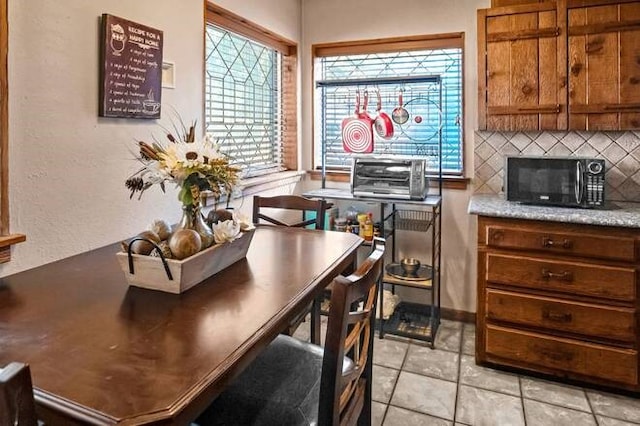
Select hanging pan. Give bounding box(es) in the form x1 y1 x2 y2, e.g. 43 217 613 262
374 89 394 139
392 90 409 125
341 90 374 153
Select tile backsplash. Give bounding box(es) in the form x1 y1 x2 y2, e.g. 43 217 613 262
474 130 640 202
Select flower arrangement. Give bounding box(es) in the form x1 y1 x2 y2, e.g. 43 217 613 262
120 117 254 284
125 120 240 208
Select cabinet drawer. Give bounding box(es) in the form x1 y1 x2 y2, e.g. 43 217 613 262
487 253 636 301
486 325 638 386
486 225 636 262
487 289 636 342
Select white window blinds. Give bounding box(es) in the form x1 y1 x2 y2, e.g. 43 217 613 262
314 48 463 175
205 24 284 177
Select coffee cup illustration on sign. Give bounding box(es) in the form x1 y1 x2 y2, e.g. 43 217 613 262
143 89 161 115
110 23 126 56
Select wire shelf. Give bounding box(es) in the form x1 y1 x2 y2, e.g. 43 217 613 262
394 209 434 232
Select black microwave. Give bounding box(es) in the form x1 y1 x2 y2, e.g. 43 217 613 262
505 156 605 208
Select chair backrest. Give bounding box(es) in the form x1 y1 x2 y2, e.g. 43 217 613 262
319 238 385 426
252 195 328 230
0 362 38 426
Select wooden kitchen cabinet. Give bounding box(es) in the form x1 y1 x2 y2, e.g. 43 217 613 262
478 2 567 130
492 0 545 7
567 0 640 130
479 0 640 131
476 216 640 391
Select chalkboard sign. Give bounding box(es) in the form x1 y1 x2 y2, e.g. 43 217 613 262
99 14 163 119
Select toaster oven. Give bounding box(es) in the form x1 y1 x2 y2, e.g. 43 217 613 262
351 157 428 200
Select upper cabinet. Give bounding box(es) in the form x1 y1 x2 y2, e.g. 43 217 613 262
478 3 566 130
568 1 640 130
478 0 640 131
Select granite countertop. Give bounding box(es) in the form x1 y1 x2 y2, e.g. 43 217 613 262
468 194 640 228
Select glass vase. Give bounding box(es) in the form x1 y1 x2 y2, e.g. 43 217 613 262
176 204 215 249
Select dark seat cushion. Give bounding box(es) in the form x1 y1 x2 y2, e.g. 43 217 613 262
195 335 353 426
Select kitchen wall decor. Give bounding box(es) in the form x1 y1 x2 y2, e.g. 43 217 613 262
99 14 163 119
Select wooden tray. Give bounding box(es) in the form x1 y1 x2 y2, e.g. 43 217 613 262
116 229 255 294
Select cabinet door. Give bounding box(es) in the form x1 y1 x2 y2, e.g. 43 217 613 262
568 1 640 130
492 0 545 6
478 3 566 130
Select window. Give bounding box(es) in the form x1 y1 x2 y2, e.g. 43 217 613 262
313 34 464 176
205 4 297 178
0 0 26 262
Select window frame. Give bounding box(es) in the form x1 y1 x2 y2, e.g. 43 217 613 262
204 2 298 173
311 33 467 185
0 0 26 262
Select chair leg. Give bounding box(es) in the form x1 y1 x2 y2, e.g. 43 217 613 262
357 304 376 426
310 296 322 345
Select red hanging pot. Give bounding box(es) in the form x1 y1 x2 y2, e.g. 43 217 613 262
342 90 374 153
374 89 394 139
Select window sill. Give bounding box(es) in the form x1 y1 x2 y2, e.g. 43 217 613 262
307 170 470 190
0 233 26 264
202 170 306 206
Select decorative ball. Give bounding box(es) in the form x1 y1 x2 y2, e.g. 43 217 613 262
169 229 202 260
149 219 172 241
128 230 161 255
414 116 423 124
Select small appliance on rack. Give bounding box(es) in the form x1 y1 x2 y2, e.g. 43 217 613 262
351 157 428 200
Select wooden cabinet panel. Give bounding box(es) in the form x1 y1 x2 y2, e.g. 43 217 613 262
487 289 636 342
486 252 636 301
492 0 545 6
485 224 637 262
477 215 640 391
479 3 566 130
486 324 639 386
568 1 640 129
479 0 640 130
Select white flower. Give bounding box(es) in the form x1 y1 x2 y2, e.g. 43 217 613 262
233 211 255 231
212 219 241 244
126 120 238 203
141 161 171 184
158 145 181 170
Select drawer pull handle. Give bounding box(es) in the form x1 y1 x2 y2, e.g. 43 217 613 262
542 237 573 249
542 310 573 323
541 269 574 282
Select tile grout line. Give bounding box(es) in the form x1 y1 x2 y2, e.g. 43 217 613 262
452 324 465 424
584 390 599 426
519 376 527 426
380 326 461 424
379 332 412 425
385 402 460 424
521 395 595 416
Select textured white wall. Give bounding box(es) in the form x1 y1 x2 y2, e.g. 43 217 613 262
211 0 301 43
4 0 301 276
301 0 491 313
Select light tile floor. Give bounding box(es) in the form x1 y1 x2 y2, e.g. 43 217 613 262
294 318 640 426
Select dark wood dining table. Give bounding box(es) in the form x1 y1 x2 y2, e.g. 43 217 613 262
0 226 363 425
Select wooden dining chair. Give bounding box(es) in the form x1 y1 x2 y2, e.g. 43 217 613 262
0 362 38 426
252 194 328 229
195 238 385 426
253 194 330 343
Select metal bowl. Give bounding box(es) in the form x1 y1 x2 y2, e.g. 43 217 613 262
400 258 421 276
